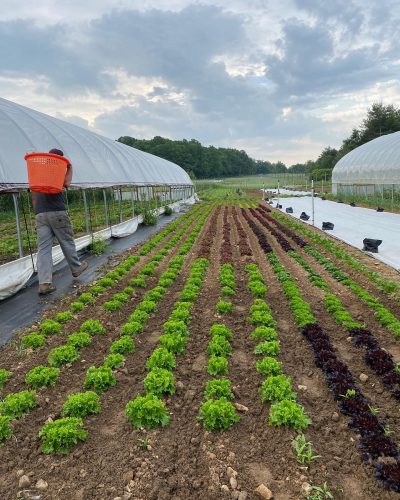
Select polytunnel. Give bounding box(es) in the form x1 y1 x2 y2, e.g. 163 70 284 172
0 97 195 299
332 131 400 197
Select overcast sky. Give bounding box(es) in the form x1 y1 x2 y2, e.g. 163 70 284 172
1 0 399 165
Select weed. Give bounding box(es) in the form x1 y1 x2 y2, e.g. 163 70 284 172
293 434 321 464
305 482 333 500
89 237 106 255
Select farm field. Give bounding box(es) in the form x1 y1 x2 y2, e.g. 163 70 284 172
1 193 400 499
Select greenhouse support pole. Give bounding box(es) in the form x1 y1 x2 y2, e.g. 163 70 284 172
312 179 315 226
118 189 123 223
131 189 135 218
277 180 280 209
82 190 90 235
102 189 109 228
392 184 394 211
12 193 24 258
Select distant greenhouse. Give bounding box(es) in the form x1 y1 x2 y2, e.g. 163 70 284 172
332 132 400 199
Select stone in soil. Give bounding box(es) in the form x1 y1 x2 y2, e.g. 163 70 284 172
18 475 31 488
359 373 368 383
36 479 48 490
254 484 273 499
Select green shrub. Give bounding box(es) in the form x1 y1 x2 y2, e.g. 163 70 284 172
164 205 173 215
256 357 282 376
67 332 92 350
103 300 123 312
0 369 11 390
144 368 175 397
40 319 61 336
125 394 170 429
84 366 116 393
71 301 85 313
0 416 12 442
252 326 278 341
0 390 37 419
207 336 232 357
210 324 233 340
146 348 176 371
62 391 101 418
260 375 295 402
21 333 46 350
48 345 80 367
55 311 73 323
198 398 239 431
25 366 59 389
204 379 233 400
269 400 311 430
254 340 280 356
110 337 135 355
39 417 88 454
207 356 229 376
80 320 105 336
103 353 125 369
159 333 188 355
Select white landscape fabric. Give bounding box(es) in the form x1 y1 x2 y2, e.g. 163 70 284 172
0 197 194 300
273 197 400 271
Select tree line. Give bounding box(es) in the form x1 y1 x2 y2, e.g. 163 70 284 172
118 103 400 180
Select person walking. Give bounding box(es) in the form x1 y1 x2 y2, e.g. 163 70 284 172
33 148 88 295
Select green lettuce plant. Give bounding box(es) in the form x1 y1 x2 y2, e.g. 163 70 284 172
125 394 170 429
39 417 88 454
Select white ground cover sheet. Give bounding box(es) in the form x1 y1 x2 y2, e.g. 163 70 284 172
272 196 400 271
264 188 313 196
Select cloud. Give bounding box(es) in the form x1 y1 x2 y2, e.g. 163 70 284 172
264 18 393 103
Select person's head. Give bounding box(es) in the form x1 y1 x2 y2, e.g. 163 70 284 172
49 148 64 156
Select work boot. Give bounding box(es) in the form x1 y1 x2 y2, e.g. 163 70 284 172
72 260 88 277
38 283 56 295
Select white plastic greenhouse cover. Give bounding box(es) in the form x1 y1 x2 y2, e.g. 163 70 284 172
332 131 400 186
0 97 192 191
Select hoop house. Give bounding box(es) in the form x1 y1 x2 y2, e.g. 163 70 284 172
0 97 194 299
332 132 400 200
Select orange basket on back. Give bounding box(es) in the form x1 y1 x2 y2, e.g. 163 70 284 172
24 152 70 194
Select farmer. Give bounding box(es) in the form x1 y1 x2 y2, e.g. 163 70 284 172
33 148 88 295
